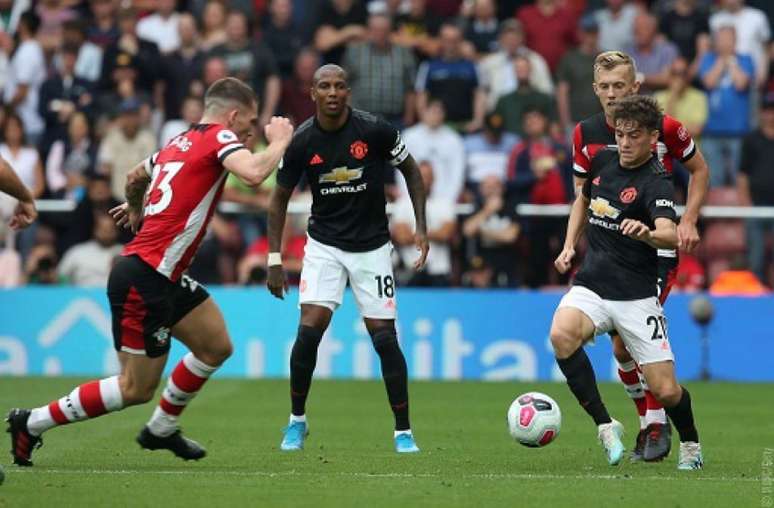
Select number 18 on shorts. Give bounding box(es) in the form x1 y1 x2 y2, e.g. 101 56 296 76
299 236 397 319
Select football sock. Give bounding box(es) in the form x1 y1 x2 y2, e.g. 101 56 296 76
146 353 218 437
664 386 699 443
557 347 612 426
617 360 647 429
638 367 668 425
371 327 410 431
289 325 324 416
26 376 124 436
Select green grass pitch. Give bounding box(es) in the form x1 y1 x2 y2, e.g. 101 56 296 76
0 378 770 507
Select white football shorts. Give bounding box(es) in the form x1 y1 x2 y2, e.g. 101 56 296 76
298 236 397 319
558 285 674 365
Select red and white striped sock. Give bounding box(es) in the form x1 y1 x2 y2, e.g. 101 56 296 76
638 370 668 425
146 353 218 437
617 360 647 429
26 376 123 436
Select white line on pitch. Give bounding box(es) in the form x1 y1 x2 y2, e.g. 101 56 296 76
5 469 759 483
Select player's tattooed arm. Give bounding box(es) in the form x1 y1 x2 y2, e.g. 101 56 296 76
110 162 150 234
396 154 430 270
266 184 293 299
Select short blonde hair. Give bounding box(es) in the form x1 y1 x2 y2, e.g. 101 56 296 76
593 51 637 81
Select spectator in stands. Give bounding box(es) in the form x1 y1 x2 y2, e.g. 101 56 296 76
462 175 520 287
516 0 577 74
495 56 557 137
463 112 519 187
45 111 97 200
211 11 281 127
3 11 46 146
262 0 305 79
416 23 485 132
279 48 319 126
658 0 710 73
462 0 500 58
199 0 228 52
625 12 678 94
35 0 77 53
61 20 103 83
738 92 774 282
699 26 755 187
0 0 30 35
314 0 368 64
39 43 95 157
478 19 553 111
161 13 205 123
96 50 152 120
506 106 570 287
710 254 769 295
61 173 123 252
100 7 161 97
159 96 203 147
401 99 465 202
556 15 603 138
58 212 122 286
343 12 417 128
98 97 156 201
392 160 456 286
86 0 120 49
25 243 62 284
594 0 638 53
710 0 771 87
201 56 229 91
393 0 441 60
654 57 708 140
136 0 180 54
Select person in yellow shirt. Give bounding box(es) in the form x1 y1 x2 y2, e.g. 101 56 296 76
654 57 708 141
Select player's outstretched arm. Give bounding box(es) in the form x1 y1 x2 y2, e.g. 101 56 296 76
0 156 37 230
679 149 709 252
555 192 589 274
266 184 293 299
224 117 294 187
396 154 429 270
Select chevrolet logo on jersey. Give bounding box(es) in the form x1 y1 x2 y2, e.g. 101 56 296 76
588 197 621 219
319 166 364 185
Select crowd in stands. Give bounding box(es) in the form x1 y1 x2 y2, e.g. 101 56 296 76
0 0 772 294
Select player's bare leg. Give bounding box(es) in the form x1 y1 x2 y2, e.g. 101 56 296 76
7 351 166 466
639 361 702 469
363 317 417 453
281 304 332 450
551 307 624 465
139 297 233 460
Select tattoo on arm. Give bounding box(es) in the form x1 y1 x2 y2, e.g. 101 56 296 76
125 166 151 211
267 185 293 252
397 155 427 233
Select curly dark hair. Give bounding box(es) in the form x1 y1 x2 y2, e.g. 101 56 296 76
611 95 662 132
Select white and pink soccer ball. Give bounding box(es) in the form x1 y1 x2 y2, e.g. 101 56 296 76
507 392 561 447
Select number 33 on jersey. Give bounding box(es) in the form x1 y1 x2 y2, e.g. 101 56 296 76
123 125 247 281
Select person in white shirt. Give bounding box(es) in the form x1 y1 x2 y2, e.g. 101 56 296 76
478 19 554 110
3 11 46 144
709 0 771 86
136 0 180 54
594 0 639 52
58 212 123 286
400 99 465 202
391 161 456 286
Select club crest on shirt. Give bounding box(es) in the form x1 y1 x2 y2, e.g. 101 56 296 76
619 187 637 204
350 140 368 160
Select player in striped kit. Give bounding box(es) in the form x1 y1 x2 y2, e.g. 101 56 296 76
571 52 709 462
6 78 294 465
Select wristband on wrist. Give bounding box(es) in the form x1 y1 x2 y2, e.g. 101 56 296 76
268 252 282 266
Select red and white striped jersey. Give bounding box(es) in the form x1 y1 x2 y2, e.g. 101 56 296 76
572 112 696 178
123 123 247 281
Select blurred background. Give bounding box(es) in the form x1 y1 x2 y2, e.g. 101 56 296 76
0 0 771 382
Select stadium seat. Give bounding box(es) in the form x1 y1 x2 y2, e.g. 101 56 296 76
702 221 746 259
706 186 742 206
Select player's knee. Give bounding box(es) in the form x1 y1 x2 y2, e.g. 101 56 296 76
611 336 632 363
550 327 581 358
119 375 157 405
196 340 232 367
650 379 682 406
370 325 398 351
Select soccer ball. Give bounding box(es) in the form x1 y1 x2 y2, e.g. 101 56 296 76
507 392 561 447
